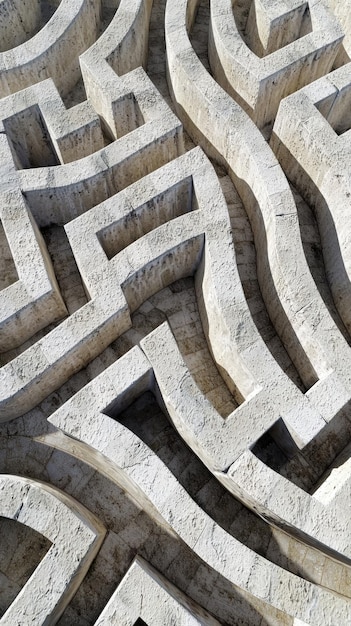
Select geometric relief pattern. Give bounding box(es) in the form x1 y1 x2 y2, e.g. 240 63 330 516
48 346 351 624
1 0 351 624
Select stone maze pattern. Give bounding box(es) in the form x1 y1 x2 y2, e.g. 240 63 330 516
2 0 351 624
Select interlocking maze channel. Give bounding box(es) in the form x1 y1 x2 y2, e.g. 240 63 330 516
1 0 351 624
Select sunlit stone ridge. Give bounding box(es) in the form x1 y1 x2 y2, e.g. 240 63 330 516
1 1 351 624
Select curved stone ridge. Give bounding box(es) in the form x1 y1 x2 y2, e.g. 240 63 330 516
0 0 42 52
0 0 101 97
48 343 351 623
1 0 351 624
272 63 351 333
0 474 105 624
165 0 351 395
0 188 67 351
94 556 222 625
210 0 342 132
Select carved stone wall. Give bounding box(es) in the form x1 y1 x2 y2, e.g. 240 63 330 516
1 1 351 624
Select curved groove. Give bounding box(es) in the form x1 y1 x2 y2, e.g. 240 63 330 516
81 0 152 77
328 0 351 64
165 0 351 406
140 320 351 564
80 0 153 137
113 387 351 596
0 75 182 227
292 183 350 344
0 2 351 623
271 65 351 341
0 0 101 97
0 517 51 616
0 0 42 52
0 148 324 452
0 239 197 420
209 0 342 132
241 0 312 58
141 321 324 468
45 307 351 568
0 474 105 625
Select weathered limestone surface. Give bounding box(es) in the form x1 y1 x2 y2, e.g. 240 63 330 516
1 0 351 625
209 0 342 132
0 0 101 97
94 556 222 625
0 474 105 624
49 344 351 624
0 0 42 52
272 63 351 336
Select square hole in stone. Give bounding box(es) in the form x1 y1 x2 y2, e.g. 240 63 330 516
315 86 351 136
100 92 145 142
3 104 60 169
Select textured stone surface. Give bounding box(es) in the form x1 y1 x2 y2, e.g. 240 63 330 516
1 1 351 625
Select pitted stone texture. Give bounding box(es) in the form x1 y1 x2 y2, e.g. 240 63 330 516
0 53 183 419
0 0 41 52
1 0 351 624
0 189 67 352
0 0 101 97
49 346 351 624
0 474 105 624
0 517 50 617
209 0 342 132
94 556 221 625
165 0 351 400
272 63 351 339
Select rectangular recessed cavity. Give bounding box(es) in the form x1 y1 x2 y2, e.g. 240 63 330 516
237 0 312 57
110 92 145 140
122 236 204 313
315 86 351 135
97 176 194 259
3 104 60 169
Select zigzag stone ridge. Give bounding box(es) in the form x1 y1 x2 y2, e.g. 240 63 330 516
0 1 351 624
